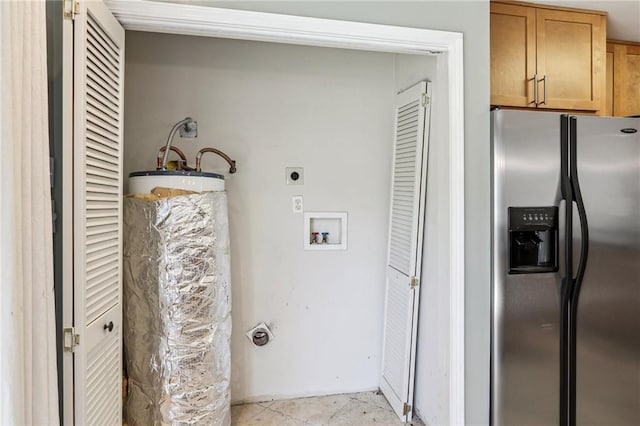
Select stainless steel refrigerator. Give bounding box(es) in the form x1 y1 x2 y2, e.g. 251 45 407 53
491 109 640 426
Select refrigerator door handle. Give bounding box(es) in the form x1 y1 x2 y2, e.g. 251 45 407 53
571 200 589 285
568 116 590 426
561 115 574 284
559 115 573 426
569 117 590 289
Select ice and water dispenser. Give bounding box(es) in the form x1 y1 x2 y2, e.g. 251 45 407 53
508 207 559 274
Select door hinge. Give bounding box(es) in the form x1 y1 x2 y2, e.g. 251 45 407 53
63 0 79 20
421 93 430 107
403 402 412 416
63 327 80 352
410 276 419 289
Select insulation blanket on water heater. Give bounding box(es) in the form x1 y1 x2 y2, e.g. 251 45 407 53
123 192 231 425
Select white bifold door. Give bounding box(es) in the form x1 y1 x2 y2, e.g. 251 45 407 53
70 1 124 424
380 81 432 422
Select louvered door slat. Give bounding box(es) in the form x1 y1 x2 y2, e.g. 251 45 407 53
87 135 119 157
86 41 119 79
87 91 119 118
391 215 413 227
86 78 120 109
396 153 417 162
86 229 118 243
86 278 119 303
86 38 119 78
87 293 119 323
397 128 419 138
87 121 119 144
86 263 118 284
397 136 417 144
87 86 119 114
87 175 119 189
396 148 417 156
395 167 416 173
392 201 413 209
398 100 419 112
382 270 409 393
87 15 119 51
86 327 120 425
87 74 120 105
391 216 412 226
87 57 120 96
86 150 119 167
86 237 118 253
398 119 418 128
393 186 414 192
398 108 419 118
87 151 118 169
86 167 118 181
87 184 120 195
87 144 119 162
81 6 122 323
73 1 124 425
381 81 432 422
398 117 419 127
87 105 120 135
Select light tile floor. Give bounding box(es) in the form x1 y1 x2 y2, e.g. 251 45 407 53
231 391 426 426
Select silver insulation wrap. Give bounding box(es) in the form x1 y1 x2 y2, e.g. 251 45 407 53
123 192 231 425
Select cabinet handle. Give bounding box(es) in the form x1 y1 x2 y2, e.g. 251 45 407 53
104 321 114 332
540 75 547 105
532 74 538 105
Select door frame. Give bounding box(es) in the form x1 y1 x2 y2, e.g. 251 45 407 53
103 1 466 422
61 9 74 426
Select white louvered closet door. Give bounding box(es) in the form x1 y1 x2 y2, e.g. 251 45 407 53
73 1 124 424
380 81 431 422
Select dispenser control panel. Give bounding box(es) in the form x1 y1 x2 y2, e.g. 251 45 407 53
508 206 558 274
509 206 558 230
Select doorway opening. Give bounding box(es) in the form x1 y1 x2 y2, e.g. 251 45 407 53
56 1 465 423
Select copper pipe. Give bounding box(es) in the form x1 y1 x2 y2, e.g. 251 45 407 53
156 146 191 170
195 148 237 174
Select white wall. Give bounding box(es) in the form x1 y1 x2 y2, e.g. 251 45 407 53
212 3 490 424
180 2 491 424
124 32 398 402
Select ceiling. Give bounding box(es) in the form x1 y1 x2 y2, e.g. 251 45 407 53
536 1 640 42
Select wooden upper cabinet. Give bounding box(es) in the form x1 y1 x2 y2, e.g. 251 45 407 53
608 40 640 117
491 1 607 112
536 9 606 110
491 3 536 107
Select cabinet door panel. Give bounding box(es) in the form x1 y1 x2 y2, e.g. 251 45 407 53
623 46 640 116
536 9 605 111
490 3 536 107
613 43 640 117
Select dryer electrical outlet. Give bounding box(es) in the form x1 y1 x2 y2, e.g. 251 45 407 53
286 167 304 185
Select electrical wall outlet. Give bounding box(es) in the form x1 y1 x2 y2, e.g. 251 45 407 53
292 195 303 213
286 167 304 185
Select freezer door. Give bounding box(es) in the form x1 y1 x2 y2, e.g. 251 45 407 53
573 116 640 425
492 110 564 425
